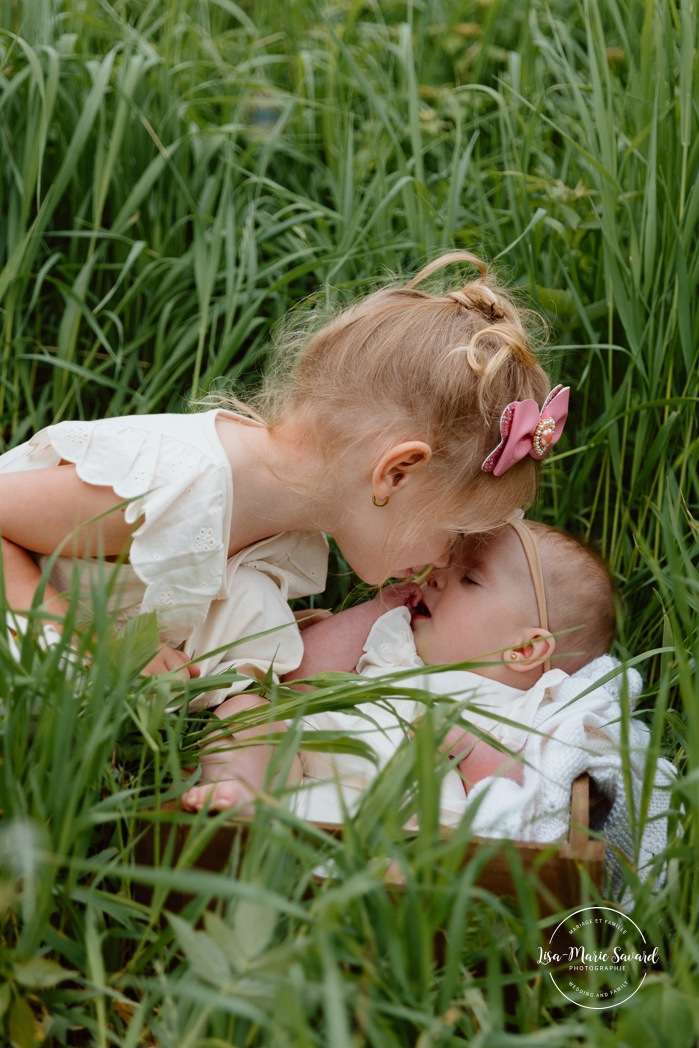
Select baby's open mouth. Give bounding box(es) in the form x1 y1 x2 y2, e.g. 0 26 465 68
411 599 431 620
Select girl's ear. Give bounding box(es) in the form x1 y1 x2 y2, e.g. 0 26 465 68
372 441 433 499
502 630 556 672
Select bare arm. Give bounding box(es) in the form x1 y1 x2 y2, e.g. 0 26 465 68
289 600 387 678
444 726 524 794
286 582 422 680
0 464 134 615
0 465 133 556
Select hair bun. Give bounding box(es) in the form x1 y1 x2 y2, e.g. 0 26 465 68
446 284 505 321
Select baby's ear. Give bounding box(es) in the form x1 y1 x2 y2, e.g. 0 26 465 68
502 629 556 672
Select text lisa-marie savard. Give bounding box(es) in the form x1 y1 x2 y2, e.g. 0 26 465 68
537 946 659 966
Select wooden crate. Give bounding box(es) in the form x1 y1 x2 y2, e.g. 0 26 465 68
451 773 606 908
136 774 605 913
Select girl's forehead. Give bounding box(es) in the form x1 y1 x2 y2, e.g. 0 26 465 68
452 528 508 563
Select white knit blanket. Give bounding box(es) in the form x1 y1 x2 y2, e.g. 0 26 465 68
464 655 677 893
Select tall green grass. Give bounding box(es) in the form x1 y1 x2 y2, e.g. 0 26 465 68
0 0 697 1044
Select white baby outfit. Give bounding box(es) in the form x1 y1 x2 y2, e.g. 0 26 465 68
0 410 328 706
294 606 563 824
293 607 677 891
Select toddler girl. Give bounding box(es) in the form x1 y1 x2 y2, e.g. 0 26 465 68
0 252 563 806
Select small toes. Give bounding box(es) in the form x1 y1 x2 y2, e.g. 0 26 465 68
180 781 255 814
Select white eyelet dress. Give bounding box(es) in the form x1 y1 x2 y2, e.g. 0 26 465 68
0 409 328 708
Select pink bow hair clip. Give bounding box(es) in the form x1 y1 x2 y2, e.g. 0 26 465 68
481 384 570 477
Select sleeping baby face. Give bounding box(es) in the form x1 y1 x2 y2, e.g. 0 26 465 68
407 527 540 669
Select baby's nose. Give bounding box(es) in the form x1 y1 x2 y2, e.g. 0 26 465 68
427 568 448 590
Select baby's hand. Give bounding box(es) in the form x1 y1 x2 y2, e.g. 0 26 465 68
376 580 423 614
141 645 201 680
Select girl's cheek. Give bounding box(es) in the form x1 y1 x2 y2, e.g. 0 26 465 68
408 536 445 565
428 537 453 569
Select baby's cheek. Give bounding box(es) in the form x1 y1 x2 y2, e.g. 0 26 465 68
410 623 429 662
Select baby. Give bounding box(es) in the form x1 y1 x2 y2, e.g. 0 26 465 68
184 519 616 818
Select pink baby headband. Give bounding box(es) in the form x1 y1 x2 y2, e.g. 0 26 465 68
481 384 570 477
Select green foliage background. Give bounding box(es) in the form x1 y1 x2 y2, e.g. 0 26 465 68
0 0 697 1044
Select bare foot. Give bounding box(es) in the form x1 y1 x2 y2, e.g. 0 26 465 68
180 779 257 814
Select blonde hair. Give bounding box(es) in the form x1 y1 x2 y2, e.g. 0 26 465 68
217 251 553 541
527 523 617 671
